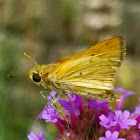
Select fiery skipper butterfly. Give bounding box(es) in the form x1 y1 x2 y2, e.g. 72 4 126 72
26 37 126 102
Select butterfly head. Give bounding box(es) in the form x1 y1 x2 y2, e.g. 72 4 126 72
23 53 46 86
29 64 57 88
29 65 42 86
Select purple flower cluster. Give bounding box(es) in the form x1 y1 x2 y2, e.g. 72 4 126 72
27 87 140 140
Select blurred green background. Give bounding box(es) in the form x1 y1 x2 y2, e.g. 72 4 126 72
1 0 140 139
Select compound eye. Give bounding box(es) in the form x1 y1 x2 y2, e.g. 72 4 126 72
32 73 41 82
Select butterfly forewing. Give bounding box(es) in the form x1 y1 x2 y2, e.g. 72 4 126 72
47 37 126 102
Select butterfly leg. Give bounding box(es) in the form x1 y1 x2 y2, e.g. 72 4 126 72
40 91 59 109
40 90 47 94
64 92 78 119
40 92 70 130
64 93 81 132
50 92 59 105
49 93 70 130
40 90 59 105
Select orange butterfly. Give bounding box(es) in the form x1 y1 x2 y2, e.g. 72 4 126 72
28 37 126 103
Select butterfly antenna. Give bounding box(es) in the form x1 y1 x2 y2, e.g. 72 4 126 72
8 74 15 77
24 52 37 65
8 74 28 78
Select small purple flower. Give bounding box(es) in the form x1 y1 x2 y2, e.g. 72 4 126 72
99 130 126 140
114 110 137 129
114 87 135 98
134 97 140 124
114 87 135 110
27 131 45 140
135 104 140 114
47 91 56 100
59 94 82 116
135 97 140 114
35 91 57 122
88 99 108 108
138 123 140 129
41 105 65 133
35 105 48 122
41 105 59 123
99 112 117 128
